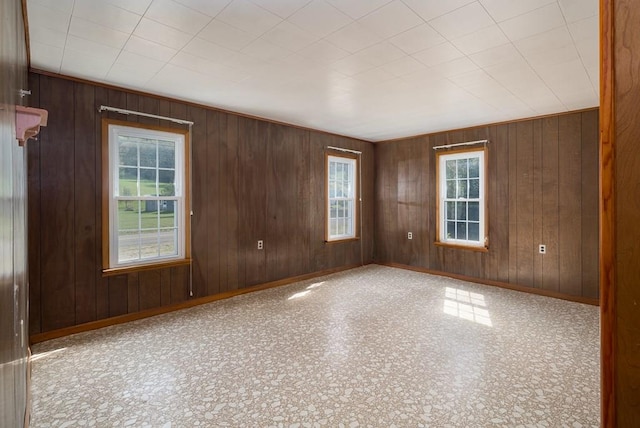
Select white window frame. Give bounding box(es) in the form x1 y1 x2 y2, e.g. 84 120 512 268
326 154 357 241
104 121 188 270
437 148 486 248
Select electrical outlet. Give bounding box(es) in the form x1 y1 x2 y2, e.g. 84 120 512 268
408 232 413 240
539 244 546 254
257 240 263 250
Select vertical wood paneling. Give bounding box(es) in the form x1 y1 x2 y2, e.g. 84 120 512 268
581 110 599 299
23 72 367 335
40 76 77 331
374 110 599 300
74 82 97 324
515 121 534 287
541 117 560 292
188 105 208 298
94 86 110 321
609 0 640 423
206 110 221 295
558 113 583 296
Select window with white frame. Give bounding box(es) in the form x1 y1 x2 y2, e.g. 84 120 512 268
103 121 189 270
326 154 357 241
437 148 486 247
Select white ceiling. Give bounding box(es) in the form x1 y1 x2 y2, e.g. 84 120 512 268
26 0 599 142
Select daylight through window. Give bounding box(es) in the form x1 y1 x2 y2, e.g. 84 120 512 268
326 154 357 241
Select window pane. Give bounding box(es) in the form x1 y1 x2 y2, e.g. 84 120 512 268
139 169 157 195
118 139 138 167
469 157 479 178
457 179 467 199
456 201 467 220
330 218 337 236
446 180 456 198
330 202 337 219
446 221 455 239
468 222 480 242
118 230 139 262
119 168 138 197
160 200 176 216
158 141 175 168
456 222 467 240
446 201 455 221
140 229 160 259
446 160 456 179
118 200 141 231
139 141 157 168
159 170 175 196
468 202 479 221
457 159 468 178
469 178 480 199
159 228 178 256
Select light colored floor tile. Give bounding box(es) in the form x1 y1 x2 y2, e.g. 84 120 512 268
30 265 600 427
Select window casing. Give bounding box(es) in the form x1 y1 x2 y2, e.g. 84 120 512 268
437 148 486 248
326 154 357 241
103 120 189 272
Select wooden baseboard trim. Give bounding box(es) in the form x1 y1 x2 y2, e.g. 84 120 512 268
379 262 600 306
30 264 364 344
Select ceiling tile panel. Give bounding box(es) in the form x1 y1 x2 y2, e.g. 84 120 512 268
182 37 236 63
429 2 495 40
287 1 352 38
499 2 565 41
198 19 257 50
28 25 67 49
216 0 282 36
261 21 320 52
558 0 598 23
29 0 74 14
412 42 464 67
104 0 153 15
451 25 509 55
357 1 423 39
468 43 522 68
380 56 427 77
29 41 64 71
249 0 313 19
133 17 193 50
297 40 350 64
173 0 232 17
479 0 555 22
124 36 178 62
401 0 475 22
241 38 294 62
352 42 406 67
27 3 71 33
68 17 130 49
74 0 142 33
145 0 212 34
325 22 382 53
326 0 392 20
388 24 445 55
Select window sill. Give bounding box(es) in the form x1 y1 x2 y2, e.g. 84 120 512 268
325 237 360 244
434 241 489 252
102 258 191 277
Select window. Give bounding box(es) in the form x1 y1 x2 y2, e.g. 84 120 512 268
326 154 357 241
437 148 486 248
103 120 190 272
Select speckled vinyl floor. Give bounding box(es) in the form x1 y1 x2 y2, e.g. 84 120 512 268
30 265 599 427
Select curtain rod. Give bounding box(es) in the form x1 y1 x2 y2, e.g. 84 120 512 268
327 145 362 154
98 105 194 126
432 139 489 150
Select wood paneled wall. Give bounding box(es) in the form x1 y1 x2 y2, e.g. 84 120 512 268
0 0 29 426
27 73 374 335
602 0 640 424
375 110 599 300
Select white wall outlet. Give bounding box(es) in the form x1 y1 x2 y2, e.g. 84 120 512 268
408 232 413 240
539 244 546 254
257 240 263 250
